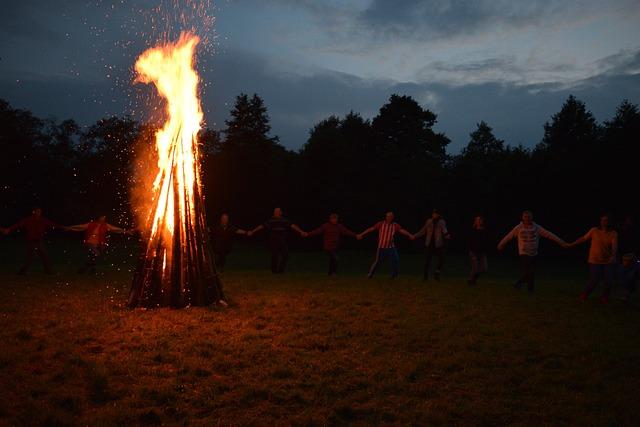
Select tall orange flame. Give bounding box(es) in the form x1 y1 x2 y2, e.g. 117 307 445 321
128 32 223 308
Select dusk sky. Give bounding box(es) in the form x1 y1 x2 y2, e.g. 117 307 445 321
1 0 639 152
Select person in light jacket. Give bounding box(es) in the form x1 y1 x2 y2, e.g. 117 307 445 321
413 209 451 281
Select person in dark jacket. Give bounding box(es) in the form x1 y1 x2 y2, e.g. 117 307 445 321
305 213 357 276
210 213 247 272
468 215 490 286
248 208 305 274
1 208 65 274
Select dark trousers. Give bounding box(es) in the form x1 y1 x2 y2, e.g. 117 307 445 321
368 248 399 278
516 255 536 291
583 263 615 298
214 252 228 272
21 240 52 274
79 244 102 273
326 250 339 276
270 241 289 274
424 245 444 279
469 251 488 281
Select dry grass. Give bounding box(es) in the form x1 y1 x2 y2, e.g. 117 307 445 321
0 248 639 426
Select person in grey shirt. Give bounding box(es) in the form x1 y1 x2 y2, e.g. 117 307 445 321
413 209 451 281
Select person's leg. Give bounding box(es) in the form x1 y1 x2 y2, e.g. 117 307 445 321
469 251 479 285
601 264 615 300
328 250 338 276
19 241 36 274
389 248 399 278
270 244 279 273
434 247 444 280
86 244 101 274
515 255 527 289
582 264 602 298
278 243 289 273
367 248 384 278
526 256 536 293
35 242 53 273
423 246 433 280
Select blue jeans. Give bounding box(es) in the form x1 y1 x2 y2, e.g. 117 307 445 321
368 248 399 278
584 263 615 298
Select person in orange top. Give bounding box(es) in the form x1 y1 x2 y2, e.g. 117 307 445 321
569 213 618 304
68 215 129 273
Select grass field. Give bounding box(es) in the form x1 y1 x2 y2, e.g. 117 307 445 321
0 239 639 426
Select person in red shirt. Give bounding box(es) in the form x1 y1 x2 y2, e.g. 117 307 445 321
357 211 414 278
305 213 357 276
67 215 129 274
1 208 64 274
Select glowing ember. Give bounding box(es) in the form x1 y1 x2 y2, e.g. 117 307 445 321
128 32 223 308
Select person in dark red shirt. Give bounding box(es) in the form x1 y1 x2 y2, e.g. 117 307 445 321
305 213 357 276
67 215 129 274
1 208 64 274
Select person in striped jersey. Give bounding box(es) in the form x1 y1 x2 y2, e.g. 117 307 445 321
357 211 414 278
497 210 569 293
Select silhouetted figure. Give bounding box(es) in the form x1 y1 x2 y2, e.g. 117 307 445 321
68 215 128 274
414 209 451 281
620 254 639 302
468 215 490 286
358 212 414 279
571 214 618 304
210 213 247 272
618 215 639 256
498 210 568 293
305 213 357 276
249 208 305 274
1 208 63 274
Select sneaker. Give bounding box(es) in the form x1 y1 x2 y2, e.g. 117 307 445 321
579 292 588 302
218 299 228 307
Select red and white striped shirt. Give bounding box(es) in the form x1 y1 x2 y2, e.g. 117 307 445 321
374 221 403 248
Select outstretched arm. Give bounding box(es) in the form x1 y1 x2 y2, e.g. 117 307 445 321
235 228 248 235
247 225 264 237
290 224 306 236
539 225 568 248
339 225 357 238
413 222 427 239
568 228 592 247
67 223 90 232
106 224 127 233
497 226 517 251
307 226 325 238
357 224 378 240
5 218 27 234
397 226 415 240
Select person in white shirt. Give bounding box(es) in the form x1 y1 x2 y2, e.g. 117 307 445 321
498 210 569 293
413 209 451 281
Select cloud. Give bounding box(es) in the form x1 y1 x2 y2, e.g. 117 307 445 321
356 0 637 41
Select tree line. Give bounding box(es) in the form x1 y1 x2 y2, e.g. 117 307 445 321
0 93 638 252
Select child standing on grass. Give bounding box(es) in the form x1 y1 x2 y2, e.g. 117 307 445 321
468 215 490 286
497 210 569 293
570 214 618 304
358 211 414 279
